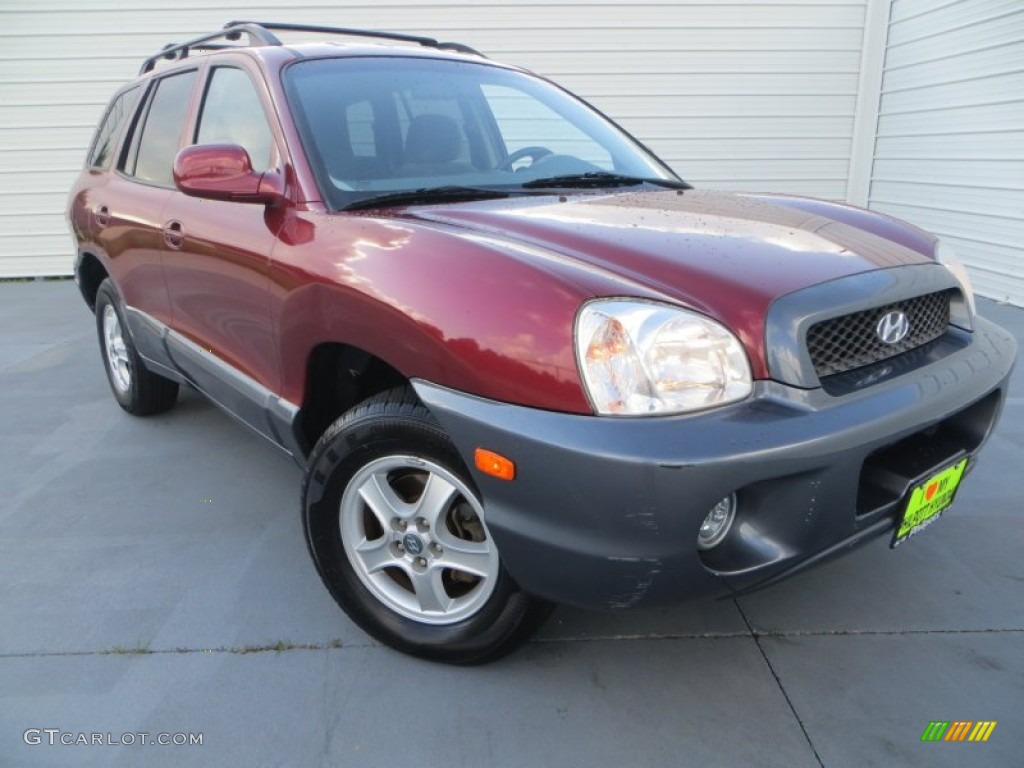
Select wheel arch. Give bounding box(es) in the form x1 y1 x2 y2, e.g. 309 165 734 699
76 250 109 312
296 341 409 455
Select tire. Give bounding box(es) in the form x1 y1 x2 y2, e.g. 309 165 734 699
302 387 552 664
95 279 178 415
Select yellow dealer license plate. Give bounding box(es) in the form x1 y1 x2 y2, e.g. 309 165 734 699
892 458 968 547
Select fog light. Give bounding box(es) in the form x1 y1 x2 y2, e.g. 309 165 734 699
697 494 736 550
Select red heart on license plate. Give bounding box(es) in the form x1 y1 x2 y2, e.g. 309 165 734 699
925 481 939 501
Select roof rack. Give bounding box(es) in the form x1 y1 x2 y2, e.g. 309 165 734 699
140 20 484 74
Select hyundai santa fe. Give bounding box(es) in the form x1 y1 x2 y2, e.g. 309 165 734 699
66 21 1017 663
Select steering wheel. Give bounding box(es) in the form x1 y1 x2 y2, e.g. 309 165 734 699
498 146 553 172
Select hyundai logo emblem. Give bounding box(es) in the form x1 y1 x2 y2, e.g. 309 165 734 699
403 533 424 556
876 311 910 345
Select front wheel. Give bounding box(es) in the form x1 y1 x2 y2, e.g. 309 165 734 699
302 387 552 664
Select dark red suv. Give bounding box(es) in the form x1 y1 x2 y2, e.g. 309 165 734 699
67 22 1016 663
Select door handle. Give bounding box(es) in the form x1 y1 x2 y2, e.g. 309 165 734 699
163 220 185 250
95 205 110 229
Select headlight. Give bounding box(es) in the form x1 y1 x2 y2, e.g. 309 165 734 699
575 299 753 415
935 241 976 318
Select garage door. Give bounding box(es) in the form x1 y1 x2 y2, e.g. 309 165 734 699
1 0 866 277
868 0 1024 304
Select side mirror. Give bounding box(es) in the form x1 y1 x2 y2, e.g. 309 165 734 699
173 144 285 205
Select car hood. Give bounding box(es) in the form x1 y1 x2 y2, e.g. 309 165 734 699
404 189 936 374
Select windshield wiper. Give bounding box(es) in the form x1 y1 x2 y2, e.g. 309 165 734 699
521 172 691 190
343 185 513 211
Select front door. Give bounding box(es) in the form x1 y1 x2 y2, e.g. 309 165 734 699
160 64 283 437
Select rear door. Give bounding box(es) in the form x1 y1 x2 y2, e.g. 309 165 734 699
102 69 200 367
70 83 142 257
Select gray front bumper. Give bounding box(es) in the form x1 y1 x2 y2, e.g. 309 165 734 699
413 317 1016 609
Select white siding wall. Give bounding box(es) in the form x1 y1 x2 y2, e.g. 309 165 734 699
868 0 1024 304
0 0 867 277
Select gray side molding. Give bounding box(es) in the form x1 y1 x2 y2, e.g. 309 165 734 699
125 306 305 465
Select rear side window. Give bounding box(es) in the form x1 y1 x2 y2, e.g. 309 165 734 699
124 70 198 186
195 67 274 172
87 87 140 169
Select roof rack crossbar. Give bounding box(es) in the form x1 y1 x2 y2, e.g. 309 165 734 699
436 41 484 56
227 20 438 48
223 23 283 46
139 23 281 74
141 20 485 74
226 20 486 58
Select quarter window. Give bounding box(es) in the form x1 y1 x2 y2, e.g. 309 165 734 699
87 87 140 169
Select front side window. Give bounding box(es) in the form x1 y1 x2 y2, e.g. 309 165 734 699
284 57 678 209
124 70 198 185
87 86 140 169
195 67 275 172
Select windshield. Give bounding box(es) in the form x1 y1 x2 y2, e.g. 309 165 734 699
283 56 682 209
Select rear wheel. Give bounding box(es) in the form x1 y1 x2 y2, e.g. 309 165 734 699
302 387 551 664
95 279 178 415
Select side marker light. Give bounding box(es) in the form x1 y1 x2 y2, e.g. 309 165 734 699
474 448 516 481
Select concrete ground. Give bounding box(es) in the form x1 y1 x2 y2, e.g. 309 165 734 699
1 280 1021 768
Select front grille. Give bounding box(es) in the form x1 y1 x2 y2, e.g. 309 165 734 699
807 289 954 378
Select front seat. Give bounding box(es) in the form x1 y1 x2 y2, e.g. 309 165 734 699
401 114 474 176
